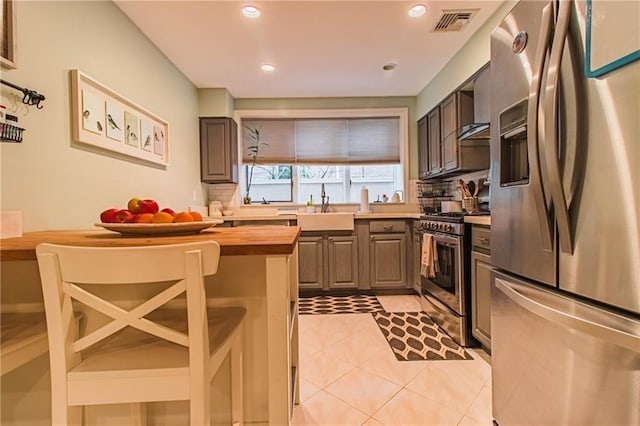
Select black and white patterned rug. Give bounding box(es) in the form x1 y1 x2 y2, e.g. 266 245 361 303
372 311 473 361
298 295 385 315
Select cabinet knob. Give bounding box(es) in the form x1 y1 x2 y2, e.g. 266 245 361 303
383 225 393 231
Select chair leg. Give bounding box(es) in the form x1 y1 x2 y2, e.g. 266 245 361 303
129 403 147 426
230 330 244 425
190 381 211 426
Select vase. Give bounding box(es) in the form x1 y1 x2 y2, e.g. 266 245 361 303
243 196 251 205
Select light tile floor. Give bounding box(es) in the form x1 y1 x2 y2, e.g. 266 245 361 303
293 295 493 426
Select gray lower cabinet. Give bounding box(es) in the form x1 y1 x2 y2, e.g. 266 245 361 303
413 223 421 292
370 233 407 288
298 233 358 291
471 225 492 350
298 236 324 290
327 236 359 289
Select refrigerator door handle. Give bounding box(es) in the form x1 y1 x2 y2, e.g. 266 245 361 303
495 278 640 353
527 2 554 251
543 0 574 254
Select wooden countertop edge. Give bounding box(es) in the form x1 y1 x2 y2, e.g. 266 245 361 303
464 216 491 226
1 227 300 261
214 212 423 221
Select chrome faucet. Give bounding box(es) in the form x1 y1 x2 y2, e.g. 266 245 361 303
320 183 329 213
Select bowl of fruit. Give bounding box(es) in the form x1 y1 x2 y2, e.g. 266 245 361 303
97 198 223 236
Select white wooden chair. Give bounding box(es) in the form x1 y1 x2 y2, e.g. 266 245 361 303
36 241 245 426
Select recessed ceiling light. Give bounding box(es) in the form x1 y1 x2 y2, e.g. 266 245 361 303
261 64 275 72
383 63 398 71
408 4 427 17
242 6 261 18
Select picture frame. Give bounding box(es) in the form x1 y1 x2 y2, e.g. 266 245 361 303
70 69 169 167
1 0 17 69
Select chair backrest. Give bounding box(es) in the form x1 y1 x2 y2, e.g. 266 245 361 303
36 241 221 375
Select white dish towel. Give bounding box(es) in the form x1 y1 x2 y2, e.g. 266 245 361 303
420 234 439 278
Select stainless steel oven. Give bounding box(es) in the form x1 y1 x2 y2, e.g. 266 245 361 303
418 214 473 346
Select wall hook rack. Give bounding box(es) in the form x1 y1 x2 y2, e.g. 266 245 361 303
1 79 46 109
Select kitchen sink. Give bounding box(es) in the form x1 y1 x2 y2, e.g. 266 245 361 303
296 212 355 231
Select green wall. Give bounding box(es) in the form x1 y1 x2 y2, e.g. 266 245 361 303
0 1 202 231
416 1 517 118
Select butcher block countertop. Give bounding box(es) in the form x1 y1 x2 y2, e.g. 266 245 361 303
0 226 301 261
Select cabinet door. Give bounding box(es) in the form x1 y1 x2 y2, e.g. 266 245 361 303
427 107 441 175
327 235 359 289
298 236 324 290
370 233 407 288
200 117 238 183
413 232 422 292
417 115 429 179
471 250 493 350
440 94 458 171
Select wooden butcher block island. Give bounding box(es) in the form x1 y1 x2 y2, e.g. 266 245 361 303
0 225 300 260
1 226 301 425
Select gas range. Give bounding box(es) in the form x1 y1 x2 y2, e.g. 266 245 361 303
419 213 466 235
420 212 491 234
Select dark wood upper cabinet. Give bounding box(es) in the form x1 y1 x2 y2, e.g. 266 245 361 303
417 115 429 180
417 63 490 179
427 107 442 176
199 117 238 184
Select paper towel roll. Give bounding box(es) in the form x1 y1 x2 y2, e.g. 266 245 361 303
360 186 370 213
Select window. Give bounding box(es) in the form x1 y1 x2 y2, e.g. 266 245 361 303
238 108 408 204
244 165 292 203
297 164 400 204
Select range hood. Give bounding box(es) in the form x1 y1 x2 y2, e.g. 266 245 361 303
458 122 490 139
458 66 491 140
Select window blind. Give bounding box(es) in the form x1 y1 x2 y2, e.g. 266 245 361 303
347 117 400 164
242 116 400 165
242 119 296 164
295 119 349 164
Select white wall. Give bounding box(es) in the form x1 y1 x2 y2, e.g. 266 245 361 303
416 1 517 118
0 1 203 232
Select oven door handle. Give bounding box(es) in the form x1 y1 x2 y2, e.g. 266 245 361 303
427 233 460 246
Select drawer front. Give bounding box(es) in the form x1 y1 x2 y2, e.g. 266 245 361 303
369 220 405 233
472 225 491 252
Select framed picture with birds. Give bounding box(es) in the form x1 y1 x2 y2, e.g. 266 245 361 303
124 111 140 148
106 101 124 142
70 69 169 167
1 0 16 69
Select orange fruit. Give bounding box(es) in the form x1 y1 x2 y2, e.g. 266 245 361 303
190 211 203 221
134 213 154 223
152 211 174 223
173 211 194 223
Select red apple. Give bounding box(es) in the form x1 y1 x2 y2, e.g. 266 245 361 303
160 207 176 217
127 197 142 213
114 209 135 223
138 199 159 214
100 208 119 223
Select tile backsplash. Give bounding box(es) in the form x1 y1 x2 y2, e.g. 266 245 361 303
416 169 491 214
207 183 239 208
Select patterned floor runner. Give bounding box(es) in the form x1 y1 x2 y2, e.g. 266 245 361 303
372 311 473 361
298 295 385 315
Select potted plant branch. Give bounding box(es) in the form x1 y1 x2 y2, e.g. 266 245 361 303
244 125 268 204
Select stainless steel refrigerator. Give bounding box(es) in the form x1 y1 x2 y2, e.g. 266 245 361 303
489 0 640 424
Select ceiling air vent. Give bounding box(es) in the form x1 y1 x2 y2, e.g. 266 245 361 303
433 9 478 32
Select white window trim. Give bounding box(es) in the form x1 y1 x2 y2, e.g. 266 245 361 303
234 108 409 205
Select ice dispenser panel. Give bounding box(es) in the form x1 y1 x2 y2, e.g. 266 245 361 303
499 100 529 187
